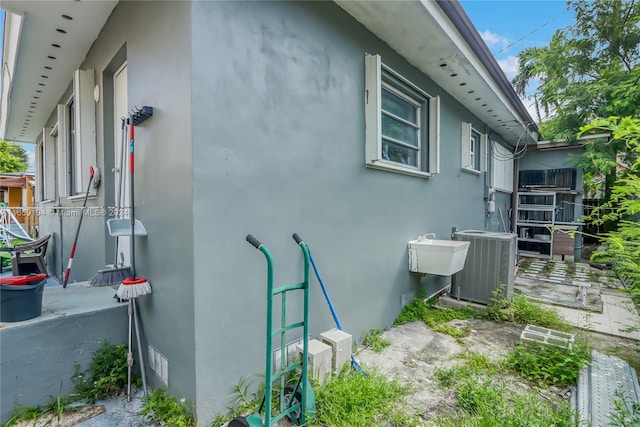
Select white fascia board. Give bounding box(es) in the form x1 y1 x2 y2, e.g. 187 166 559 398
1 10 25 140
419 1 524 124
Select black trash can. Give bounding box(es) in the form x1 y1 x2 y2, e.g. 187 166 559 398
0 274 47 322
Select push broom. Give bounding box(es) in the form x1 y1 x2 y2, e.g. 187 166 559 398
116 114 151 401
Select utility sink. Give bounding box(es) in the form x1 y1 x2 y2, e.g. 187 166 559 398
408 238 470 276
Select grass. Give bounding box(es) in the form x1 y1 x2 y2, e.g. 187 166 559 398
434 378 575 427
434 352 504 388
482 286 573 332
394 294 477 338
310 367 417 427
361 328 391 353
434 351 577 427
2 393 79 427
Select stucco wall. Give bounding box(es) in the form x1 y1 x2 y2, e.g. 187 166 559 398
37 0 196 405
0 307 127 424
519 147 584 222
191 1 495 421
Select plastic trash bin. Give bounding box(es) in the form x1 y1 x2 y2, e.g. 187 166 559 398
0 274 47 322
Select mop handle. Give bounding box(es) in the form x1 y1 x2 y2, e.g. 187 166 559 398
293 234 343 330
129 117 136 279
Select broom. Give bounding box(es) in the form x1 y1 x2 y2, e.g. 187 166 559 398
115 114 151 403
91 119 132 287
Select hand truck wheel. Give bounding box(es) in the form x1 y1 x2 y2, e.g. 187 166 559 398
228 416 250 427
283 386 304 425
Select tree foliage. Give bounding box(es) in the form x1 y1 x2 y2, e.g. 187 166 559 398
0 140 29 173
581 117 640 292
513 0 640 199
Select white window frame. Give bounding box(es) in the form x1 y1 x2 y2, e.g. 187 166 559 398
365 54 440 178
491 140 514 192
57 69 97 199
37 126 57 203
461 122 487 175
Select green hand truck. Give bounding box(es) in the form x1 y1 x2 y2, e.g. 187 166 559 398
229 233 316 427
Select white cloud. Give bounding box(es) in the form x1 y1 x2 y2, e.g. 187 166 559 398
497 55 519 80
479 29 508 50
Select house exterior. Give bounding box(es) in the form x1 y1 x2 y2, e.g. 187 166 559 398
0 173 37 236
516 135 608 260
1 1 538 422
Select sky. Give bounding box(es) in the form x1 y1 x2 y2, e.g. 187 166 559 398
460 0 576 119
2 1 576 173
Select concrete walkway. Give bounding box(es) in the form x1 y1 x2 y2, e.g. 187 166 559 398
552 291 640 340
516 259 640 341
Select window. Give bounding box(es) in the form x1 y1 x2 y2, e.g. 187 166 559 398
365 54 439 177
491 141 514 192
56 69 97 198
461 122 486 174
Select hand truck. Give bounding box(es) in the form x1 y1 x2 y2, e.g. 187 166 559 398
229 233 316 427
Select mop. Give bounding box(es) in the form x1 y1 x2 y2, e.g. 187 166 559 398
91 118 133 286
116 115 151 401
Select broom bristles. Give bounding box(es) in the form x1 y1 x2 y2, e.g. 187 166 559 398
90 266 133 287
116 277 152 299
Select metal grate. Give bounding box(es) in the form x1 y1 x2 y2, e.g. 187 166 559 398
576 350 640 426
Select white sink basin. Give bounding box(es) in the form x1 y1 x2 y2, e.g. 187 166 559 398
408 239 470 276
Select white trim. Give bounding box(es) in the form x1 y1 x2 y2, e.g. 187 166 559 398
365 54 382 165
480 133 487 173
67 193 96 202
461 122 472 169
429 96 440 174
73 68 97 195
461 166 482 176
367 160 433 179
0 11 24 139
461 122 486 174
56 104 68 197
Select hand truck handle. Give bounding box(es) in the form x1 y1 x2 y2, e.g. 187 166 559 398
292 233 303 245
246 234 262 249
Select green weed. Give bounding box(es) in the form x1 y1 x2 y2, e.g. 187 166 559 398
140 388 195 427
2 392 78 427
72 341 135 403
310 367 415 427
483 286 572 331
609 389 640 426
435 378 574 427
394 295 476 338
506 340 590 387
362 328 391 353
434 352 503 388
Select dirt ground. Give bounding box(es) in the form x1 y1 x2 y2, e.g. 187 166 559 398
356 316 639 424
